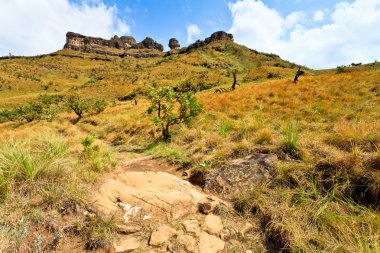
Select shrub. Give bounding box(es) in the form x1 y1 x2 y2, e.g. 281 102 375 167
0 109 18 122
92 99 108 114
16 102 44 122
38 94 63 106
147 86 203 140
65 95 92 122
336 65 348 74
81 136 112 172
66 95 108 122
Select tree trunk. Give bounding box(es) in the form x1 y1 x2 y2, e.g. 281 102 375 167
232 72 237 90
162 123 171 140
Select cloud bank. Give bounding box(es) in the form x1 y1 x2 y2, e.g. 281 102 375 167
229 0 380 69
0 0 130 56
187 24 201 43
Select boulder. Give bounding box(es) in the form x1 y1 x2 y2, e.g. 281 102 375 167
204 214 224 235
149 225 177 246
204 153 277 198
169 38 180 50
182 220 201 234
199 232 225 253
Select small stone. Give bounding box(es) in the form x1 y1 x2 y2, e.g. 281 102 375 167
114 237 140 252
239 222 254 237
204 214 224 235
199 232 225 253
177 235 197 253
149 225 177 246
246 250 253 253
182 220 200 234
117 224 142 234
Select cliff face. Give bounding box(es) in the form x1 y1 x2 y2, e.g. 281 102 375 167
63 31 233 57
64 32 164 53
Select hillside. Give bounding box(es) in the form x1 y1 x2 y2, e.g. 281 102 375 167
0 31 303 108
0 31 379 253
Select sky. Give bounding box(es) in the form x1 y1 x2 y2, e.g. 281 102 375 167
0 0 379 69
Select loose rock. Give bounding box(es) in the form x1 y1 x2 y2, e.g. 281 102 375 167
204 214 224 235
116 224 142 234
199 232 225 253
114 237 140 253
149 225 177 246
182 220 201 234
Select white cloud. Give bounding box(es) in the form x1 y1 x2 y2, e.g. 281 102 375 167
313 10 325 22
229 0 380 69
187 24 201 43
0 0 130 56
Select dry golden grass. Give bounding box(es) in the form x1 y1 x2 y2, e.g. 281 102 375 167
0 42 379 252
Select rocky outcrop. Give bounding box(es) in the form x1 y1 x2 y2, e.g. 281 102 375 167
132 37 164 51
205 31 233 43
204 153 277 198
64 32 164 55
169 38 180 50
181 31 234 54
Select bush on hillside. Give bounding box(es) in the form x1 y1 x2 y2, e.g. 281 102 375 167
65 95 107 122
147 86 203 140
16 102 44 122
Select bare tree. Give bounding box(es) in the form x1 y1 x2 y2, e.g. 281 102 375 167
294 67 305 83
231 71 237 90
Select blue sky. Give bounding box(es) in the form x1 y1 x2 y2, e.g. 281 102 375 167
97 0 351 47
1 0 379 69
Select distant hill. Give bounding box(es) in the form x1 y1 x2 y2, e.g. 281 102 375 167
0 31 306 107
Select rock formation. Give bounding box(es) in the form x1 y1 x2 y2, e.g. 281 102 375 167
204 153 277 199
168 38 180 50
131 37 164 51
205 31 234 43
181 31 234 54
64 32 164 54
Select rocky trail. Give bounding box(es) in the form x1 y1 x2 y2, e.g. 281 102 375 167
63 154 270 253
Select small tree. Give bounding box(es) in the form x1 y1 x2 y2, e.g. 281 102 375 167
16 102 44 122
66 94 91 122
147 86 203 140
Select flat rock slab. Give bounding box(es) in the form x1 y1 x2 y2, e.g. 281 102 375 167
90 170 210 222
114 237 140 252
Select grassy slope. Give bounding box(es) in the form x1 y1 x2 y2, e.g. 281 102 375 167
0 41 379 252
